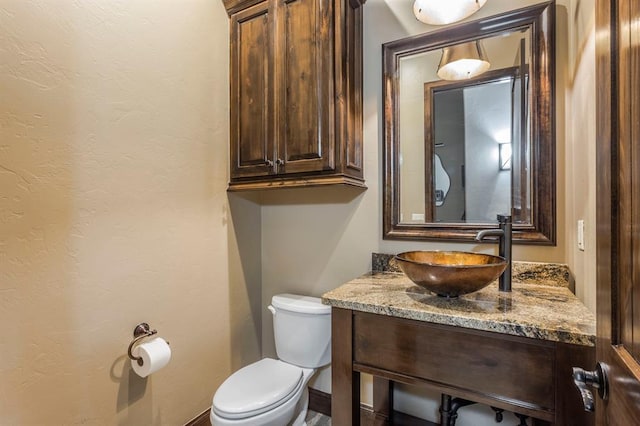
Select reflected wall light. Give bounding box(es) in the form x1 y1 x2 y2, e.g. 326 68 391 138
413 0 487 26
437 40 490 80
499 143 512 171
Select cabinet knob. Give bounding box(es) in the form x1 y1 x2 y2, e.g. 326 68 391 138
264 160 274 167
572 362 608 412
276 158 284 166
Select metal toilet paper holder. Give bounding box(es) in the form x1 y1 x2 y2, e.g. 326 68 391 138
127 323 158 366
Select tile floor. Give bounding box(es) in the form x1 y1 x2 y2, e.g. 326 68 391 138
305 410 331 425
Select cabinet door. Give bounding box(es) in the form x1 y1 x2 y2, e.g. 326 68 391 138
230 1 276 178
276 0 335 174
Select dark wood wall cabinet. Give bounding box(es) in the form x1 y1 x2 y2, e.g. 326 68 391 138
223 0 365 191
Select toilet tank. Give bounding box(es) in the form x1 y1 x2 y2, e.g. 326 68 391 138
270 294 331 368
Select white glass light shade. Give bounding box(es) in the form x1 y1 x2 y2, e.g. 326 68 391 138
413 0 487 25
437 40 490 80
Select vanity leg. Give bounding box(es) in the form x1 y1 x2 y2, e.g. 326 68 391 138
372 376 394 424
332 308 360 425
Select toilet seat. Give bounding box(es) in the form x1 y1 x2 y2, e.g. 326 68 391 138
213 358 303 420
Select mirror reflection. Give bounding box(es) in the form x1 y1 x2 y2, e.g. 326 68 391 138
399 28 531 224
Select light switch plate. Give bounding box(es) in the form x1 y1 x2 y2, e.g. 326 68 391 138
577 220 585 251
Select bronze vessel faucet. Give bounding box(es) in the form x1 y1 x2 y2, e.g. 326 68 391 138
475 214 512 292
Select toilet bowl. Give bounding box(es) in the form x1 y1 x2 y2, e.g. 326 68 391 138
211 294 331 426
210 359 314 426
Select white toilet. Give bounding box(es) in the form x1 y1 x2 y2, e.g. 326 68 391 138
211 294 331 426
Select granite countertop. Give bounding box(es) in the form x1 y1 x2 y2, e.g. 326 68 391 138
322 271 596 346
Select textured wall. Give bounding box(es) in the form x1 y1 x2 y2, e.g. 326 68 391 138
0 1 262 424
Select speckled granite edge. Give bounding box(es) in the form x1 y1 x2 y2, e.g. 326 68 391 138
372 253 572 288
323 272 595 347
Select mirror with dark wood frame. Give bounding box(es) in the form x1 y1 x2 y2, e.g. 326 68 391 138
383 2 555 244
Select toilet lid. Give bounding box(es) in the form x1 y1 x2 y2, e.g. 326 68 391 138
213 358 303 420
271 294 331 314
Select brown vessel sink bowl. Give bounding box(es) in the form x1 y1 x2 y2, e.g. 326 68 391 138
395 251 507 298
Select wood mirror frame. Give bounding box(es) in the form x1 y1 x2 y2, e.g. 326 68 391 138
382 2 555 244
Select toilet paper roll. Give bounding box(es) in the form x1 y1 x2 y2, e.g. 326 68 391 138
131 337 171 378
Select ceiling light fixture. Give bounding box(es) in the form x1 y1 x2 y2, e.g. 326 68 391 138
413 0 487 26
436 40 490 81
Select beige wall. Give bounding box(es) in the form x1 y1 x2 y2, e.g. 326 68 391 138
563 0 597 312
0 0 262 424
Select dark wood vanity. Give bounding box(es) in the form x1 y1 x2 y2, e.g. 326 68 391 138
323 270 596 425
